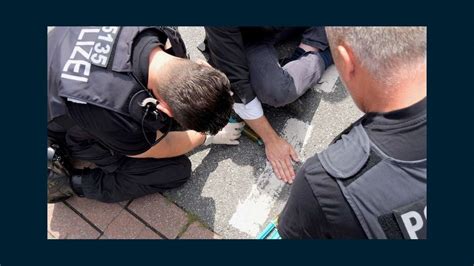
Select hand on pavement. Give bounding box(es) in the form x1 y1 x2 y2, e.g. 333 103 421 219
265 136 300 183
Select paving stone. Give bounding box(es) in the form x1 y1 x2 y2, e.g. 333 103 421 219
48 203 100 239
179 221 221 239
47 232 56 239
118 200 131 207
128 193 188 239
101 211 146 239
136 227 163 239
67 197 124 231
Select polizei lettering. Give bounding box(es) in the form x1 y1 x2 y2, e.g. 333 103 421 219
61 27 119 83
394 199 427 239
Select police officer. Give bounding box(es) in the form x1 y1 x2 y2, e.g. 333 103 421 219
48 27 244 203
277 27 427 239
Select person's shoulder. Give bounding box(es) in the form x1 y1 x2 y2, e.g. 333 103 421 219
282 153 365 239
299 153 368 239
318 124 370 179
301 154 339 190
299 155 342 201
301 123 371 192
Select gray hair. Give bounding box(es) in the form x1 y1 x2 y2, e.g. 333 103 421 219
326 27 426 84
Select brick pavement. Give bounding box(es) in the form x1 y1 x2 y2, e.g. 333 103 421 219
47 193 221 240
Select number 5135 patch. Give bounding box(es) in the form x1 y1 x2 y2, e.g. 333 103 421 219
85 26 120 68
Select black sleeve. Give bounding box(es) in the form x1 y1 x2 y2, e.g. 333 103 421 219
204 27 256 104
131 29 167 84
277 155 367 239
66 101 156 156
277 168 331 239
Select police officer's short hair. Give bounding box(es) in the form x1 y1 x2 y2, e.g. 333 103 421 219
156 59 233 135
326 27 426 84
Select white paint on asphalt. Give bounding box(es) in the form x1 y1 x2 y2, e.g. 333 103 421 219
316 65 339 93
300 123 314 161
229 118 313 236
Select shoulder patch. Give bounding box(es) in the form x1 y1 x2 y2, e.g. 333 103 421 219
318 124 370 179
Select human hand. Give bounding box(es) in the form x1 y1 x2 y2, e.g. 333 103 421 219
265 137 300 183
204 122 245 145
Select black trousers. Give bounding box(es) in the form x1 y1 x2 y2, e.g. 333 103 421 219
49 125 191 203
243 27 328 107
205 27 328 107
81 155 191 203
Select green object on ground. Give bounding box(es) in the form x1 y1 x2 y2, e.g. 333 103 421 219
242 126 264 146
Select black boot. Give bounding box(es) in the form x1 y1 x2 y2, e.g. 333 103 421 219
48 170 86 203
47 170 74 203
47 142 84 203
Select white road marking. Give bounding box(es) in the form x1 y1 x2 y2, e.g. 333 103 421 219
228 65 338 236
316 65 339 93
229 118 313 236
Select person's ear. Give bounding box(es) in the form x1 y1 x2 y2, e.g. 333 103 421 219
337 43 356 82
156 101 174 117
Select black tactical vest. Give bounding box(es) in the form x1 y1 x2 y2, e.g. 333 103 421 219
316 122 427 239
47 26 187 131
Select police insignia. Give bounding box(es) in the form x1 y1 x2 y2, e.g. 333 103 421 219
393 199 427 240
88 27 120 68
61 27 121 83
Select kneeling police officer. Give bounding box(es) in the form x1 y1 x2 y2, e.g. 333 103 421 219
48 27 243 203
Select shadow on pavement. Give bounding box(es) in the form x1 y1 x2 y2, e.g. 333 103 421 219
164 34 349 236
321 78 349 103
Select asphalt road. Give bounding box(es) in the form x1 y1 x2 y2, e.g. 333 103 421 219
163 27 363 239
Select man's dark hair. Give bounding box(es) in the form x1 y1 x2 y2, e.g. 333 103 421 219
156 59 233 135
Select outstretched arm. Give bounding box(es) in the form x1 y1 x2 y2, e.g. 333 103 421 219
129 130 205 159
129 122 245 159
245 115 299 183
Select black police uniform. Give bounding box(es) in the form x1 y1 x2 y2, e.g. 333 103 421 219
48 27 191 203
278 98 427 239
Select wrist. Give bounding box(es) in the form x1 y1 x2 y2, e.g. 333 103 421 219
261 131 279 144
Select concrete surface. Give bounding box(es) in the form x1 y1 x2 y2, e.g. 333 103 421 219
163 27 363 239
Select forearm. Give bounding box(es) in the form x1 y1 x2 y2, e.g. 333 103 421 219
244 111 299 182
244 116 279 144
130 130 205 159
233 97 274 141
162 130 205 157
